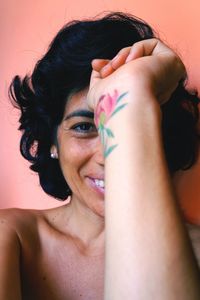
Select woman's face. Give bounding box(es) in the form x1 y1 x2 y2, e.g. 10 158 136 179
55 89 105 217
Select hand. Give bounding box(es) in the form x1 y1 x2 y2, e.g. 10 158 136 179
88 38 186 110
91 46 136 78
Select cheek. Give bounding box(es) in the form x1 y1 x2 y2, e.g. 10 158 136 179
58 137 95 171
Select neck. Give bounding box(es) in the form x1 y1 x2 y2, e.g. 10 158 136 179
64 195 105 254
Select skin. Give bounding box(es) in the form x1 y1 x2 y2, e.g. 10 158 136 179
0 89 107 300
0 39 200 300
91 39 200 299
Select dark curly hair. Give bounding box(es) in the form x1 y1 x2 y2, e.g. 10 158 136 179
9 12 200 200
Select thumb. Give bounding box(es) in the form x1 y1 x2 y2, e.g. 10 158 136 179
89 69 101 90
87 69 102 111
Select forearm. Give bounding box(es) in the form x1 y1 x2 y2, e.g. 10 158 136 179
103 90 200 299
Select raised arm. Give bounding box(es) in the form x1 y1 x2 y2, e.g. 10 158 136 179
88 39 200 300
0 211 22 300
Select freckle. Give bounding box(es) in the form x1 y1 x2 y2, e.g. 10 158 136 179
42 276 46 281
1 220 4 224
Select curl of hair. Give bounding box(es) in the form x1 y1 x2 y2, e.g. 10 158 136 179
9 12 200 200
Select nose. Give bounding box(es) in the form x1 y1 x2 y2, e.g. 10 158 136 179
94 136 104 166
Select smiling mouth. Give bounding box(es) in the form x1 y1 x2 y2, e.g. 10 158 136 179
86 177 105 195
93 178 105 188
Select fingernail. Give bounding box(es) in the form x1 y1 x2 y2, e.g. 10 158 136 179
125 54 132 63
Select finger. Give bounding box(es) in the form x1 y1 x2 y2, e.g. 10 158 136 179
110 47 131 69
92 59 110 72
89 69 101 89
87 69 102 111
125 42 146 62
100 47 131 78
95 46 136 78
100 63 115 78
92 59 114 78
125 38 173 63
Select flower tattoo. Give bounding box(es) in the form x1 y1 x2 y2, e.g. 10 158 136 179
94 89 128 158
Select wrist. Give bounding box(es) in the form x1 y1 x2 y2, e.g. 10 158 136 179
88 62 161 112
94 89 162 158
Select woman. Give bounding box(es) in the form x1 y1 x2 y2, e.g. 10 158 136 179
1 12 200 299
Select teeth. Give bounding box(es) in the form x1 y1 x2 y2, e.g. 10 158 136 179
94 179 105 188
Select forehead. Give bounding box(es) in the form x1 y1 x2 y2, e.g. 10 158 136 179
64 88 89 116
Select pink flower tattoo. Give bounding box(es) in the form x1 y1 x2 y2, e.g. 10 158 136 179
94 89 128 158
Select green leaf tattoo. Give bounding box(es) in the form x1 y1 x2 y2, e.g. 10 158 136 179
111 103 128 118
105 128 114 138
94 89 128 158
104 144 118 158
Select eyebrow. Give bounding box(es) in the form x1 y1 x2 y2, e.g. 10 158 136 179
64 109 94 121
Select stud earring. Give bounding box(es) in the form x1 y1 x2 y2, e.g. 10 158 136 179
51 153 57 159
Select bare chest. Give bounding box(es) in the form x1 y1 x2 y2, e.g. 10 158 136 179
20 235 104 300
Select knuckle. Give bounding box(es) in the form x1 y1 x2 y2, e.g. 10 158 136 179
118 47 131 54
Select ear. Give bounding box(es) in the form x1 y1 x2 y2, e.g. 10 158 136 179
50 145 58 159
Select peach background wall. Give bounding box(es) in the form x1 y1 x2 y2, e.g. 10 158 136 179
1 0 200 223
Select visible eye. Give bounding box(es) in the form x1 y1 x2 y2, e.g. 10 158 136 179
71 122 97 135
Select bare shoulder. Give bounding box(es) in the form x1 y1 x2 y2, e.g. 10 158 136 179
185 222 200 267
0 207 24 247
0 208 35 299
0 207 37 223
0 207 62 299
0 207 31 253
0 207 43 235
0 206 64 241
